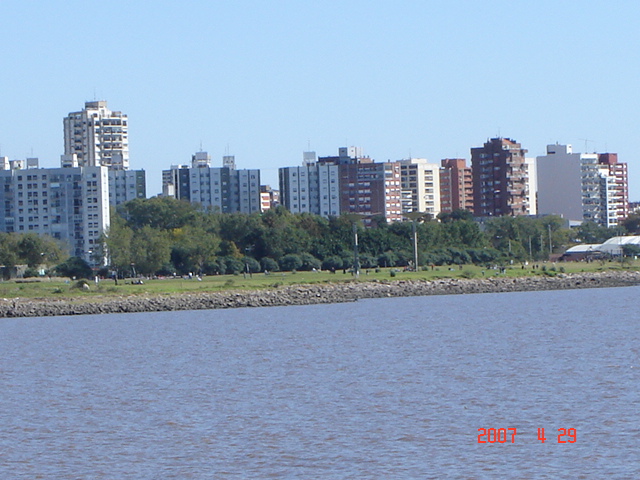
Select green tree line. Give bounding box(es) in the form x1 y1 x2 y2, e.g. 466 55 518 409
92 197 636 277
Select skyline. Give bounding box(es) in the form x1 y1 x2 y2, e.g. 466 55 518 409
2 1 639 198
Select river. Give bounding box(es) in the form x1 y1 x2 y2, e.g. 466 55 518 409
1 286 638 478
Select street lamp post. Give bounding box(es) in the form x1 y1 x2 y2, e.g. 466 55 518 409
403 211 425 272
345 214 365 277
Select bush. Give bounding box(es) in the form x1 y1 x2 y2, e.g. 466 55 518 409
260 257 279 272
279 254 302 272
54 257 93 279
241 256 261 273
378 251 397 268
299 253 321 271
322 255 343 271
23 267 40 278
358 253 377 269
223 256 245 275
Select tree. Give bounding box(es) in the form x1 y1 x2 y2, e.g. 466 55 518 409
54 257 93 279
17 233 66 268
279 254 302 272
101 214 134 273
120 197 198 231
130 226 171 275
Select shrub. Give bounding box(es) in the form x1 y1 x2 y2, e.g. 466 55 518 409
260 257 279 272
321 256 343 271
279 254 302 272
223 257 244 275
241 256 261 273
54 256 93 279
299 253 322 271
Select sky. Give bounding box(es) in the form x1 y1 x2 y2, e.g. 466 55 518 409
1 1 639 198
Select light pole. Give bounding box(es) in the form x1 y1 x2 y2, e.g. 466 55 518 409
345 214 364 277
403 211 425 272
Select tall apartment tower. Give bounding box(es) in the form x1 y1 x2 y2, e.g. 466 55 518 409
163 152 261 214
317 147 403 222
536 144 624 227
598 153 629 221
0 156 110 263
279 152 341 217
398 158 441 217
471 137 530 217
63 101 129 170
439 158 473 214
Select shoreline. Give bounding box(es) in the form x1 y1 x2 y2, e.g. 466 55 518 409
1 270 639 318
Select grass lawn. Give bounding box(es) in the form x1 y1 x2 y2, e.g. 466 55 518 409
0 260 636 301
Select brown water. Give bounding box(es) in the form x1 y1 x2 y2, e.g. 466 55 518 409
1 287 639 478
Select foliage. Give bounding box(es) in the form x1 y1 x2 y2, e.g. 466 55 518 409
54 256 94 279
279 254 303 272
94 198 591 277
260 257 279 272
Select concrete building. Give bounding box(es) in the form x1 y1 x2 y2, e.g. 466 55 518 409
598 153 629 222
471 137 530 217
163 152 261 214
536 144 626 227
260 185 279 212
316 147 403 222
439 158 473 214
108 169 146 206
279 152 341 217
398 158 441 217
63 101 129 170
524 157 537 216
0 156 110 262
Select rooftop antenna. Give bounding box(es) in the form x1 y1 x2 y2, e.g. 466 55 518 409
225 143 230 155
199 140 203 152
579 138 595 153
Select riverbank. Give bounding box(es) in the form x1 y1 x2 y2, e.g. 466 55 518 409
1 270 639 318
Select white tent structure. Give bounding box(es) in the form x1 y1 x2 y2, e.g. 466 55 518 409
564 236 640 257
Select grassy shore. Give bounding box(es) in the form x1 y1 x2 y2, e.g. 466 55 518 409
2 260 637 301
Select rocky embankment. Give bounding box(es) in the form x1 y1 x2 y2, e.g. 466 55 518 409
1 270 639 318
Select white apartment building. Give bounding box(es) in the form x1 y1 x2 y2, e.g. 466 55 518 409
0 156 110 263
398 158 441 217
108 169 146 206
524 157 537 216
63 100 129 170
279 152 341 217
163 152 261 214
537 144 620 227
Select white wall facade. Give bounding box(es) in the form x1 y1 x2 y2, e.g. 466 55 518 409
398 158 441 217
63 101 129 170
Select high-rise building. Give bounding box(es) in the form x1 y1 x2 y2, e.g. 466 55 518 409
163 152 261 214
536 144 626 227
63 101 129 170
0 156 110 263
439 158 473 214
471 137 530 217
317 147 403 222
279 152 340 216
598 153 629 222
63 101 145 205
108 169 146 206
398 158 441 217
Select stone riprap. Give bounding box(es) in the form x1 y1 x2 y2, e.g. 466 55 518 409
1 271 639 318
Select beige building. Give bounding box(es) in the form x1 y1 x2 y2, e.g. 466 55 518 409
63 101 129 170
398 158 441 217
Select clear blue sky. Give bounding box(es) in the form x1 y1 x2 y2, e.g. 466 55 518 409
2 1 639 198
